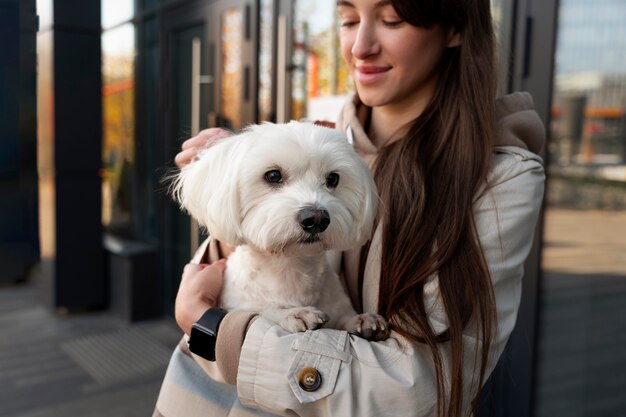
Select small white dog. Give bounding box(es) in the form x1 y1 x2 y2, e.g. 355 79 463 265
172 121 388 341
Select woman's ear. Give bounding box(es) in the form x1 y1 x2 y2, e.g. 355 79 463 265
447 29 461 48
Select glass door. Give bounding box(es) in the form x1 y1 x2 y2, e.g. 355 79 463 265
208 0 258 131
536 1 626 415
161 3 210 314
159 0 259 313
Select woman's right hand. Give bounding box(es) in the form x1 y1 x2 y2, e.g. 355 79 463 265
175 128 232 168
175 259 227 336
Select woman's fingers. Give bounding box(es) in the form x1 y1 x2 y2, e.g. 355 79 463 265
175 259 227 335
174 146 199 168
181 128 231 150
175 128 232 168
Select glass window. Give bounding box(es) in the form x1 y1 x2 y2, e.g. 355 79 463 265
36 0 53 31
290 0 353 123
140 0 159 11
258 0 274 122
102 0 134 30
138 17 160 240
102 24 136 234
537 0 626 415
220 8 244 130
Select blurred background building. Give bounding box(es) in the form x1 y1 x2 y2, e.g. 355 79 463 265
1 0 625 416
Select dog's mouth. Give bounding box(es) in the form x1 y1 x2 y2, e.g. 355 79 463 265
300 234 321 244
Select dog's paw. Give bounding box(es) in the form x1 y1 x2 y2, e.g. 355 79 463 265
344 313 390 341
279 307 329 333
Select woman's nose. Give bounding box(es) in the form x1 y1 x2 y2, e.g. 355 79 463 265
351 21 380 59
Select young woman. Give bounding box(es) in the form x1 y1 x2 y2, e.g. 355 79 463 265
155 0 545 416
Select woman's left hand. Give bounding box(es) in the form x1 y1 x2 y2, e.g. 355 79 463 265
174 128 232 168
175 259 226 336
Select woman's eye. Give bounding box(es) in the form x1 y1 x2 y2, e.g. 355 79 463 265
382 19 403 27
264 169 283 184
325 172 340 189
340 20 358 28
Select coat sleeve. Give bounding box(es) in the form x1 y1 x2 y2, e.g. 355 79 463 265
230 147 545 417
188 237 262 385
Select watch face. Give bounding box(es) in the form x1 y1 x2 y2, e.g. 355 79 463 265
188 307 227 362
189 324 217 361
191 321 218 336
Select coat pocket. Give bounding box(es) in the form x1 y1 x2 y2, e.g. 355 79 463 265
287 329 352 404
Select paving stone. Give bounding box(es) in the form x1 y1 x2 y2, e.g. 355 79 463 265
0 282 181 417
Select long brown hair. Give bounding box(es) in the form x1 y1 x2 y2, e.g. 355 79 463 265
372 1 497 416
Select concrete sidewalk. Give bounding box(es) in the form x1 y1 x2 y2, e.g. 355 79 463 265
0 281 181 417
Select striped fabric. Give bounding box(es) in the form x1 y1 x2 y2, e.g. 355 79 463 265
154 338 279 417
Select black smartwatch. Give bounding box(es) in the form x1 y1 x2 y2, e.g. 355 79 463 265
188 307 228 361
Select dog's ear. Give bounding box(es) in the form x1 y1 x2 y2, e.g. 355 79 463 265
351 160 379 246
171 136 246 245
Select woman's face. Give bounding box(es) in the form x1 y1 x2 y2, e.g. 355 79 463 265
338 0 456 112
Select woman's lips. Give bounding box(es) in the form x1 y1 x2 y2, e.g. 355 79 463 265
355 65 391 85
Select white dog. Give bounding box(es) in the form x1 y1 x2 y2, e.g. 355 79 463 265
172 121 388 341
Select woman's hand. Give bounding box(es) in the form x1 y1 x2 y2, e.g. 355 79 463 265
175 128 232 168
175 259 227 336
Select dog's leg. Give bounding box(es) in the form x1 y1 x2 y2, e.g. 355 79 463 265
318 272 390 341
337 313 390 341
261 307 329 333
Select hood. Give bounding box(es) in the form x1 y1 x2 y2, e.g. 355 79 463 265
495 92 545 154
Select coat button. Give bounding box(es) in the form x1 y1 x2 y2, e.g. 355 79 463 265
298 367 322 392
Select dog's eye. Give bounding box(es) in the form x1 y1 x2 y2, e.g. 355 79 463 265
264 169 283 184
325 172 340 189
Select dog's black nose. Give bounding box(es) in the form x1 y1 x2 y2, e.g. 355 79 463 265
298 207 330 234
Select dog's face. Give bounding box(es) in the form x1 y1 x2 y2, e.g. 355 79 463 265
172 121 377 255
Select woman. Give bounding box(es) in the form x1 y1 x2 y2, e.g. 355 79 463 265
155 0 545 416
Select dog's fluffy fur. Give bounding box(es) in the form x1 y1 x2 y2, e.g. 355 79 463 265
172 121 388 340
